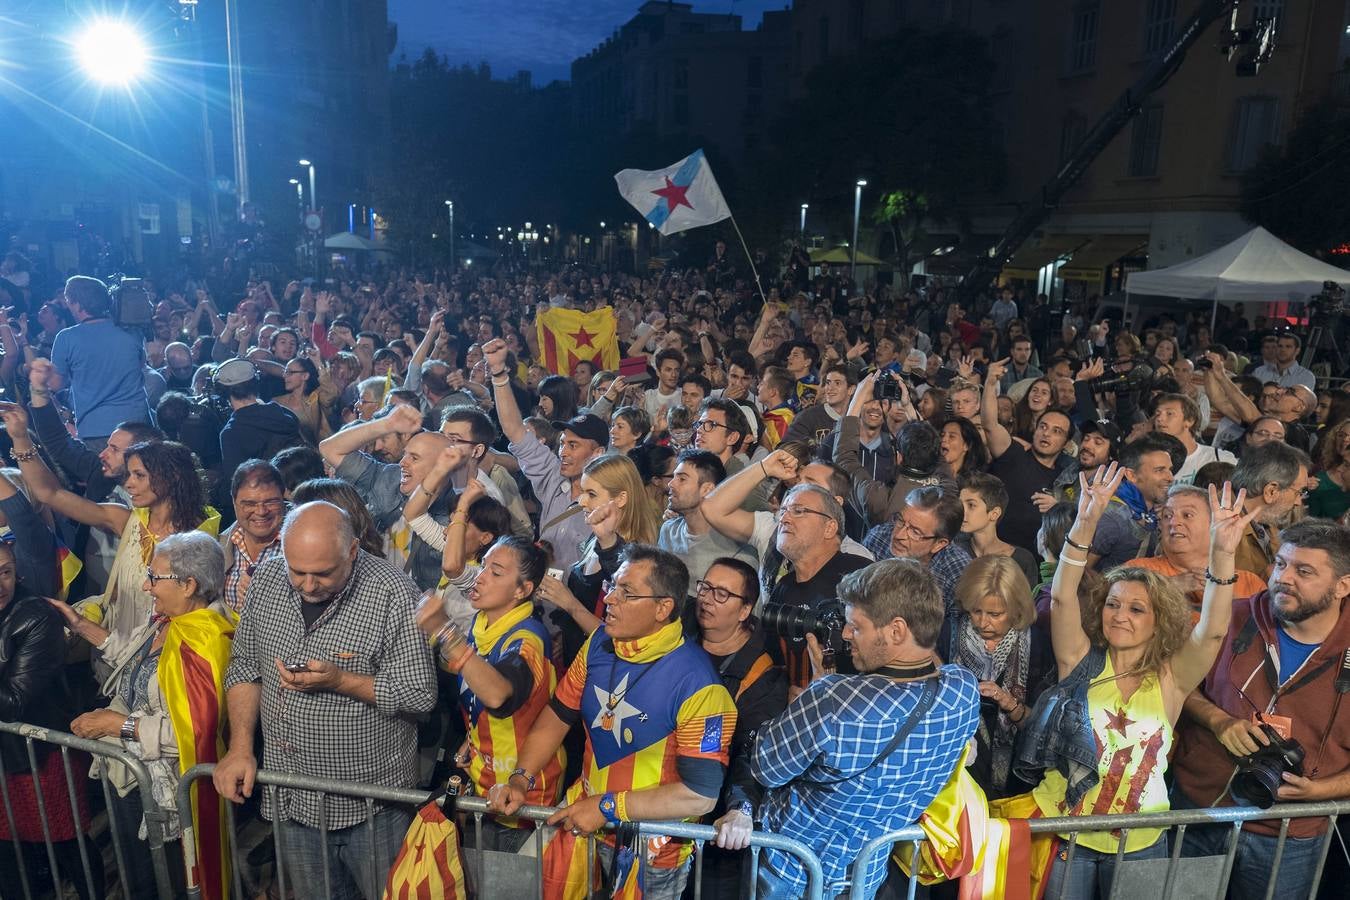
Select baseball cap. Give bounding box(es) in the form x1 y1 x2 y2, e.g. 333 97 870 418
556 414 609 447
737 403 759 442
1080 419 1123 454
214 358 257 388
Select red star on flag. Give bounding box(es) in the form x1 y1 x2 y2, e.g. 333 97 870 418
652 176 693 214
1104 707 1136 736
569 325 597 348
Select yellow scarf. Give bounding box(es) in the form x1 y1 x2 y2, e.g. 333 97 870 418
612 619 683 664
471 601 536 655
133 506 223 565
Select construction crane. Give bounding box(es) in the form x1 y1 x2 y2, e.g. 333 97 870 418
959 0 1277 302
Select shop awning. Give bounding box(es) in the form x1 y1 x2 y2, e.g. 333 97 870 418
1058 235 1149 282
811 246 888 266
1000 235 1089 280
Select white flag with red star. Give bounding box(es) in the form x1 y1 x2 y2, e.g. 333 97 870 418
614 149 732 236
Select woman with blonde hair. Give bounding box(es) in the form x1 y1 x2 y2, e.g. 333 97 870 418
534 453 660 665
1012 463 1253 898
945 555 1056 798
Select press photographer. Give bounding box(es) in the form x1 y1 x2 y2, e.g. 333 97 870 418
751 559 980 899
1171 518 1350 900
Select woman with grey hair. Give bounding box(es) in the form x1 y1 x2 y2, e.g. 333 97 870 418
54 531 234 898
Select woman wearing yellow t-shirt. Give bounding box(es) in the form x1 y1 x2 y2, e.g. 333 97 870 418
1035 463 1253 898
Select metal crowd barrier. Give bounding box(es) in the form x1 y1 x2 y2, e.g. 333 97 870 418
846 800 1350 900
0 720 177 900
177 763 827 899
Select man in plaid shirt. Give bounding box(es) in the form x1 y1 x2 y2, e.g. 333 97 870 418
752 559 979 899
215 502 437 900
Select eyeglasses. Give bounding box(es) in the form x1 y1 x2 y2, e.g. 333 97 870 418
237 498 285 513
775 504 832 522
145 568 184 585
695 580 746 604
442 435 482 447
601 579 669 605
693 419 727 433
894 518 938 542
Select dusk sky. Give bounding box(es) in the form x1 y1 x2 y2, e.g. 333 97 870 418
387 0 790 84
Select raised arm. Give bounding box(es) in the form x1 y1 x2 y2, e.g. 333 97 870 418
482 338 526 444
0 403 130 535
702 449 798 543
1051 463 1125 677
1169 483 1256 699
318 402 423 470
834 374 889 526
1203 352 1260 425
440 478 485 579
404 311 443 391
981 358 1013 458
404 444 470 523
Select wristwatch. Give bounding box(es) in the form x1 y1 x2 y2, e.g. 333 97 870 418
735 800 754 819
119 715 137 742
599 792 619 825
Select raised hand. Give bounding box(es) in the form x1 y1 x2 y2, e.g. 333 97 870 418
1076 357 1106 382
28 358 54 391
386 403 425 434
482 339 508 373
760 448 800 482
586 499 623 547
1208 482 1257 556
1076 461 1124 523
985 357 1009 385
0 401 29 436
846 338 870 361
957 354 976 380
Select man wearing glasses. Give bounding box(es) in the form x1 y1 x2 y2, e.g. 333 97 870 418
862 486 970 615
764 484 870 689
220 459 288 614
1228 442 1313 580
490 545 736 899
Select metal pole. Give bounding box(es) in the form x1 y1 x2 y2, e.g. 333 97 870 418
851 180 866 285
446 201 455 271
800 202 808 238
186 8 221 249
308 164 317 212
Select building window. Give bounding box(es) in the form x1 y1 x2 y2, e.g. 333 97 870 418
1143 0 1177 56
1060 113 1087 165
1227 96 1279 171
1128 105 1164 176
818 16 830 60
1067 2 1100 74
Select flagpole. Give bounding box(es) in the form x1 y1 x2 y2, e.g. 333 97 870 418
727 213 767 302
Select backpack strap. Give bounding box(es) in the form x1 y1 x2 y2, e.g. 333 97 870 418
734 653 775 703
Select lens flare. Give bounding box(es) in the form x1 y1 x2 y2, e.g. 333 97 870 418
75 20 148 86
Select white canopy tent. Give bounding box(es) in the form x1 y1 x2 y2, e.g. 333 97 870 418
1125 226 1349 328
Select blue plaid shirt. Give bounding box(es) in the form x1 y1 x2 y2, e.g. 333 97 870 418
862 522 972 615
752 666 980 897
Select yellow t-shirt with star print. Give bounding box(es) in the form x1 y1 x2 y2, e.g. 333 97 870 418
1031 654 1173 853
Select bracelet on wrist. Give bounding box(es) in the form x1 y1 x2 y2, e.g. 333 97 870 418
442 642 474 673
9 447 39 464
119 715 137 742
615 790 631 822
508 768 537 792
1063 536 1091 553
1204 567 1239 586
1057 552 1087 568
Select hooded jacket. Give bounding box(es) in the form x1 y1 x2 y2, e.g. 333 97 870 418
1171 591 1350 838
219 401 302 481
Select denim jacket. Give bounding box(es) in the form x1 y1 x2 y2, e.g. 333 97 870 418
1013 646 1106 808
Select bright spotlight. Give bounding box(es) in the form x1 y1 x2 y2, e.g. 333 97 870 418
76 20 148 86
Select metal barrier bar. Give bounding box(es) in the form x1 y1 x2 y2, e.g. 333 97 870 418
177 763 826 900
0 720 175 900
846 800 1350 900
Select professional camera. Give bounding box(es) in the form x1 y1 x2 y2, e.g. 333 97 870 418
1088 356 1153 395
759 599 845 644
875 370 905 402
1230 723 1305 809
1308 280 1346 326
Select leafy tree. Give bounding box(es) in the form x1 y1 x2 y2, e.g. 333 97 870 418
1242 100 1350 256
873 190 930 292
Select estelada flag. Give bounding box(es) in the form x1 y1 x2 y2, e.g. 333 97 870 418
536 305 620 376
614 149 732 237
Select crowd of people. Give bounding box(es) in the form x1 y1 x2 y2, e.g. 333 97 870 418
0 253 1346 900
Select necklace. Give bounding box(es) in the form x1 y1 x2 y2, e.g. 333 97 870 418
600 656 657 732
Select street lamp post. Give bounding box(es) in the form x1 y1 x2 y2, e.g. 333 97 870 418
288 179 303 218
800 203 809 238
445 201 455 270
851 179 867 285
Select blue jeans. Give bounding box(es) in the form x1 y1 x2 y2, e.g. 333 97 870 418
595 839 690 899
1172 786 1328 899
1042 836 1169 900
275 806 412 900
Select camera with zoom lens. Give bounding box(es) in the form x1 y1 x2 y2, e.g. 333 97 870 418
1088 356 1153 395
759 599 845 644
1230 724 1305 809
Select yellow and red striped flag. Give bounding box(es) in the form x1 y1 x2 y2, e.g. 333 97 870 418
383 801 469 899
536 306 620 376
